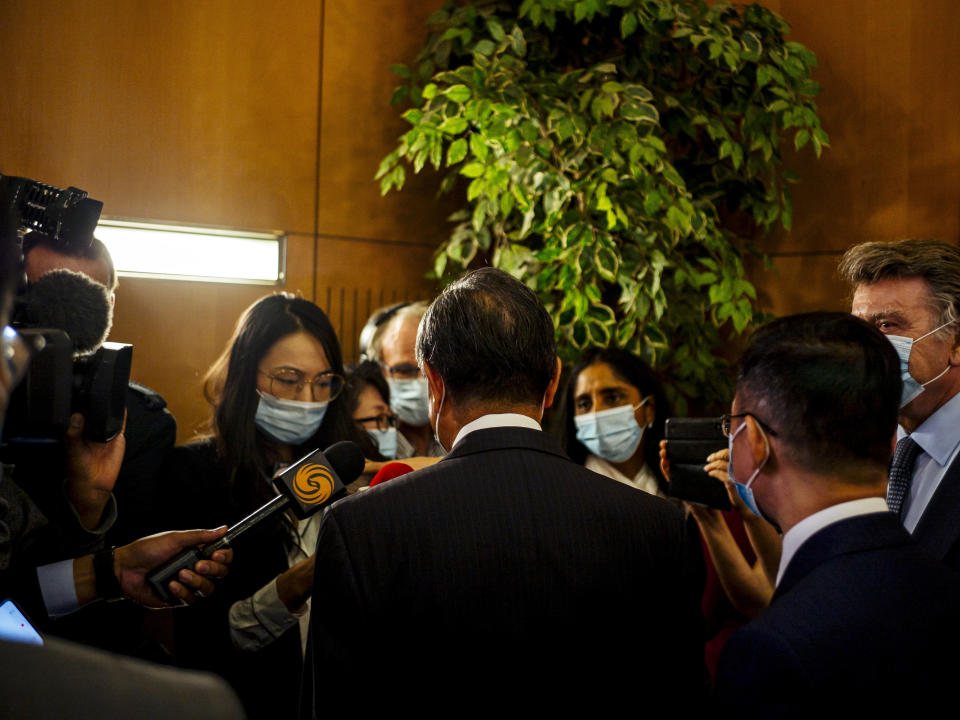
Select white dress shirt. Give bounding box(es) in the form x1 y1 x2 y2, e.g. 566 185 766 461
897 390 960 533
451 413 542 448
584 454 663 497
776 497 889 586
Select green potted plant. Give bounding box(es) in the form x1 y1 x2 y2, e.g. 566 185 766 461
378 0 827 410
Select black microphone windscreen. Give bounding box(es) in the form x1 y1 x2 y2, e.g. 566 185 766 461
324 440 366 484
24 269 112 355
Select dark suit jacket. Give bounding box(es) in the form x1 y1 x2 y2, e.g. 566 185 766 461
0 636 244 719
302 426 705 715
714 512 960 718
913 452 960 571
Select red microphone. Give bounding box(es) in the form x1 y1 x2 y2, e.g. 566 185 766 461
369 461 414 487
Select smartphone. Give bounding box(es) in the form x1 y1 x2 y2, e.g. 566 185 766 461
664 417 730 511
0 598 44 646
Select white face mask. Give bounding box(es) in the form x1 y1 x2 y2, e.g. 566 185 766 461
388 377 430 427
254 390 328 445
885 320 956 408
368 427 398 460
573 401 648 464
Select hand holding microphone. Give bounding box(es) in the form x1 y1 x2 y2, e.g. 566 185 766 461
147 441 364 605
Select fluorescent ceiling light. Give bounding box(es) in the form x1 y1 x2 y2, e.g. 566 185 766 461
95 218 285 284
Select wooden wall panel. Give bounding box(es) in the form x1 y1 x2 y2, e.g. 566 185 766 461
750 0 960 313
2 0 959 439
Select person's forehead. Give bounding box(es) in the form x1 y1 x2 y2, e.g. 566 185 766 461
381 313 422 357
851 276 935 320
24 245 111 288
574 362 636 395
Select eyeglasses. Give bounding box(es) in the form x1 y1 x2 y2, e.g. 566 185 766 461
259 369 344 402
354 412 398 431
381 362 421 380
720 412 779 438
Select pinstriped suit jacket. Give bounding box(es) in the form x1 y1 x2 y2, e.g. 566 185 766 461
302 426 705 714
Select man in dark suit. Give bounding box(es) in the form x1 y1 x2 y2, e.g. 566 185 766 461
714 312 960 717
302 268 705 715
841 239 960 570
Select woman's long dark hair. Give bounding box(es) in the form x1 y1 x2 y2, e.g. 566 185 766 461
561 347 670 487
202 293 368 518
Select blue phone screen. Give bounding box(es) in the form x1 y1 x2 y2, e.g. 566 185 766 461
0 599 44 646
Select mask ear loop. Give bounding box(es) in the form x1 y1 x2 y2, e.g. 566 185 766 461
434 384 447 453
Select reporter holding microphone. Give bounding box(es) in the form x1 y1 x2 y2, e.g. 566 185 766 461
157 294 371 719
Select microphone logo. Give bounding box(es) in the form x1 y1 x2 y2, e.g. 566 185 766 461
293 463 335 505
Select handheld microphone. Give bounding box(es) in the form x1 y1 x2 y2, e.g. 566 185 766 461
369 461 414 487
146 440 364 605
21 269 113 355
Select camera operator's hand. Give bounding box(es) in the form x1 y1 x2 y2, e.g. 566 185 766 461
64 412 126 530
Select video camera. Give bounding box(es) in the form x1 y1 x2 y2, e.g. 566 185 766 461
0 173 131 443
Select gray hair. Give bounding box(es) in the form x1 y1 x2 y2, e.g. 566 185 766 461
367 300 429 362
838 239 960 338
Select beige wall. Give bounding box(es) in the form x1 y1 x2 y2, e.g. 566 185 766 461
1 1 958 438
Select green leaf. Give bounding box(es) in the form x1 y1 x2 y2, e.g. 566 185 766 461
644 190 663 215
444 84 472 103
794 129 810 150
767 99 789 113
460 162 485 178
621 12 638 38
447 138 468 164
595 245 618 281
621 102 659 123
470 134 489 162
421 83 438 100
602 81 624 94
473 39 496 56
439 117 468 134
390 63 412 79
511 27 526 56
486 18 506 43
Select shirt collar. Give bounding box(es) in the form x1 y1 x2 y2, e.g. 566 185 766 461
898 390 960 466
452 413 542 449
776 497 889 586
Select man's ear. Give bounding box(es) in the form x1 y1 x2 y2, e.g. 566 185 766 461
949 327 960 365
744 415 771 466
422 361 444 403
542 357 563 411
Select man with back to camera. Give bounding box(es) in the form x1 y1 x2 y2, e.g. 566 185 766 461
840 239 960 569
713 312 960 717
367 301 445 457
302 267 706 715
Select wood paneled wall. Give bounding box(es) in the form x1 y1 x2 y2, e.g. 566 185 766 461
1 1 958 439
0 0 449 441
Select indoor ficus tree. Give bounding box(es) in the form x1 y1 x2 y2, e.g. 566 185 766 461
377 0 827 411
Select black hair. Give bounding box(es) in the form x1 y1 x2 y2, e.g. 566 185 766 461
203 293 370 518
345 359 391 414
416 267 556 407
562 347 670 486
737 312 901 475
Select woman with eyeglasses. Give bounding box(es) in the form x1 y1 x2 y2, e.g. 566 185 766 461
346 360 398 460
158 293 370 720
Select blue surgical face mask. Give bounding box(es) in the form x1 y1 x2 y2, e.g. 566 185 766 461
886 320 955 408
574 401 647 464
388 377 430 427
255 391 328 446
727 420 769 518
368 427 398 460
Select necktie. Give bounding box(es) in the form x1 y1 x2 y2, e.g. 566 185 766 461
887 436 922 516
